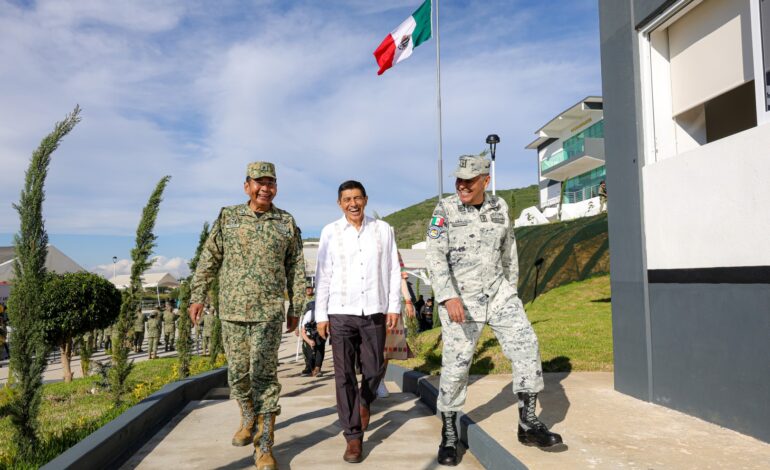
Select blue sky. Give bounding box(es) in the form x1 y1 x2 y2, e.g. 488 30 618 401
0 0 601 278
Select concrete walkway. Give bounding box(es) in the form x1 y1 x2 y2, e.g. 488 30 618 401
118 330 770 469
121 332 482 469
426 372 770 469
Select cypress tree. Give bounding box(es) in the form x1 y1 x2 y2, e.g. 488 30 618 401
177 221 209 378
110 176 171 405
7 106 81 455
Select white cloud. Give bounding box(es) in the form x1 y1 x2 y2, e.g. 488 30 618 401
1 0 601 244
91 255 190 280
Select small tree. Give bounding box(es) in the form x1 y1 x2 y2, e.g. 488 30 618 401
6 106 80 455
39 271 121 382
178 221 209 378
208 277 222 367
110 176 170 405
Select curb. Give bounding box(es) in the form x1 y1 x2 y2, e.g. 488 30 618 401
41 366 228 470
385 364 527 470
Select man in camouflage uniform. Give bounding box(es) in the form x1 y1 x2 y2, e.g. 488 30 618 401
146 309 162 359
132 309 146 353
189 161 305 470
426 154 563 466
163 302 178 352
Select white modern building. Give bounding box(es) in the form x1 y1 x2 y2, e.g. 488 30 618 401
523 96 606 223
599 0 770 442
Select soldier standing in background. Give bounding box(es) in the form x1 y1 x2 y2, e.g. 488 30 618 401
426 155 563 466
103 322 113 352
146 309 162 359
189 161 305 470
598 180 608 212
163 302 178 352
132 309 146 353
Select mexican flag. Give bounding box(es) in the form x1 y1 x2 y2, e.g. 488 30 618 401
373 0 432 75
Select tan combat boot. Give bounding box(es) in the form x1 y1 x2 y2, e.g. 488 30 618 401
232 399 256 447
254 413 277 470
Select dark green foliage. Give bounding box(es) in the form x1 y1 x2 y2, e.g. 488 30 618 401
178 221 209 378
6 106 81 455
175 283 192 378
38 271 119 381
110 176 171 404
39 272 120 345
515 213 609 303
208 316 222 367
383 185 539 249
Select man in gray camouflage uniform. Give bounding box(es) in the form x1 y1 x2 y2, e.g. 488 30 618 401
189 161 306 470
426 154 563 466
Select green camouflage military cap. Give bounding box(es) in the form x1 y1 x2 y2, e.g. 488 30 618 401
247 161 276 179
453 154 491 179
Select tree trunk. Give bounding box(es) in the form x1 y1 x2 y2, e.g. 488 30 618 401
61 338 73 383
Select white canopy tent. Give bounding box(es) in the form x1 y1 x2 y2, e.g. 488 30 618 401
110 272 180 306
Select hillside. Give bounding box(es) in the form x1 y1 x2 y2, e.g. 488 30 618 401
383 185 539 248
516 213 609 303
383 186 609 302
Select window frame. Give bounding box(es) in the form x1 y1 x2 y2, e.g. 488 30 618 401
638 0 770 167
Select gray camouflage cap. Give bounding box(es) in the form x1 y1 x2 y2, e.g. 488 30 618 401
247 161 276 179
453 154 491 179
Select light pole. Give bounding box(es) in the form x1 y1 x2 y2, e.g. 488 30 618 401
112 256 117 281
486 134 500 195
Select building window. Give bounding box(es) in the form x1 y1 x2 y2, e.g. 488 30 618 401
641 0 769 162
562 166 606 204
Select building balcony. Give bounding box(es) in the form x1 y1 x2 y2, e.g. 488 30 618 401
540 137 605 181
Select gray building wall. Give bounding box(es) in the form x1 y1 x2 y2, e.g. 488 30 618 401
598 0 770 442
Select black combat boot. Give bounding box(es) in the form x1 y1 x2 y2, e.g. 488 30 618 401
517 392 563 447
437 411 458 466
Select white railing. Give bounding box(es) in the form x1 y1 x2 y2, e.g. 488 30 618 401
542 196 561 208
563 183 602 204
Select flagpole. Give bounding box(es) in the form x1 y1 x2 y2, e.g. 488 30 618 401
434 0 444 200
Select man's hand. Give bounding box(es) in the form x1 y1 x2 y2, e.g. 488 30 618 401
189 303 204 324
443 298 466 324
404 302 416 318
285 315 299 333
317 321 330 339
386 313 400 332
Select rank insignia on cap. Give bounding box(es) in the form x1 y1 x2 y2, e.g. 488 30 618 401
430 216 445 227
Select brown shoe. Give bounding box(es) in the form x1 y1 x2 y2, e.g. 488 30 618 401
343 438 363 463
255 413 277 470
360 405 370 432
232 400 256 447
311 366 321 377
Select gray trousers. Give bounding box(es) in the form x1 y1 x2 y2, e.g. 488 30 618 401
437 285 544 412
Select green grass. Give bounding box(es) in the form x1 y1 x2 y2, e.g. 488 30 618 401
383 185 539 249
395 274 613 375
0 355 225 469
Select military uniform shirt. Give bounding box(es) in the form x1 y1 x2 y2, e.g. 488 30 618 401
425 193 519 320
191 203 306 322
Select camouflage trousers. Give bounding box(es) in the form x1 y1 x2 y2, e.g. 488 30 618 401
148 337 159 356
437 284 544 412
222 320 283 415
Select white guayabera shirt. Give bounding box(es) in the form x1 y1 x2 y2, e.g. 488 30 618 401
314 215 401 323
